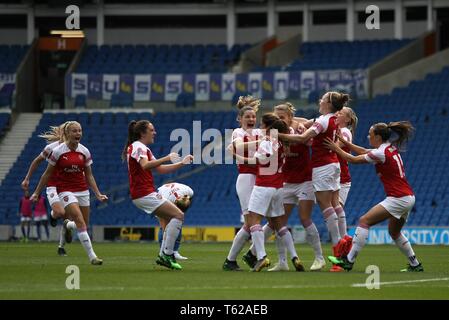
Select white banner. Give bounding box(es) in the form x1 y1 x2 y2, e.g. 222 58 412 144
71 73 87 98
195 74 210 101
221 73 236 101
134 74 151 101
164 74 182 102
247 72 263 99
102 74 120 100
274 72 289 100
300 71 316 99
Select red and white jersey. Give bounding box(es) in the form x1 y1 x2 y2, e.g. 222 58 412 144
254 139 285 189
338 127 352 184
40 141 61 187
127 141 156 200
364 143 414 198
232 128 262 175
310 113 339 168
48 143 92 193
34 196 47 217
158 183 194 203
283 127 312 184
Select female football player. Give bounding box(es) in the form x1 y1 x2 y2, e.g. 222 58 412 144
325 121 423 272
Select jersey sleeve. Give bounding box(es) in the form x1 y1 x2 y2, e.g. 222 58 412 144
254 140 274 162
364 148 386 164
130 142 149 161
147 148 156 161
341 128 352 143
47 147 60 166
311 115 328 135
40 144 53 160
83 147 93 167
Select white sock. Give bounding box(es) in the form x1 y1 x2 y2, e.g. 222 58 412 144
303 221 323 260
323 207 341 245
278 227 298 260
250 224 266 260
250 223 273 256
227 225 250 261
67 221 76 230
347 225 369 263
275 234 287 265
77 231 97 261
163 218 183 256
394 233 420 267
58 226 66 248
335 206 347 237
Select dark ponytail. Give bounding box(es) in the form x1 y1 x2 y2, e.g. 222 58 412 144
372 121 414 151
121 120 150 161
268 119 289 134
261 113 279 129
261 112 289 135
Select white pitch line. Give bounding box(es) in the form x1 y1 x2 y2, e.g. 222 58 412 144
351 277 449 287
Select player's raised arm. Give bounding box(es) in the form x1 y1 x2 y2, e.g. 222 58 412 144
30 163 55 201
21 154 45 191
323 138 368 164
278 126 317 144
155 154 194 174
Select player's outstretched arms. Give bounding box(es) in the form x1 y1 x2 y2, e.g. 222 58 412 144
324 138 368 164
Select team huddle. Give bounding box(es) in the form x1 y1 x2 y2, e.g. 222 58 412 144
223 92 422 273
21 90 423 273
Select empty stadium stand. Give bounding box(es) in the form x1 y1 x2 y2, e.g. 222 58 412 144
1 65 448 241
76 44 252 74
254 39 413 72
0 112 10 138
0 45 28 74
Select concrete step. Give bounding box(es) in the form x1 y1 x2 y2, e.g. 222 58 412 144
0 113 42 184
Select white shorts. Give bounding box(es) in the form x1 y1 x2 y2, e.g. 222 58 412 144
379 195 415 221
20 216 31 222
46 187 61 206
33 215 48 222
339 182 351 206
248 186 285 218
236 174 256 212
283 181 315 204
59 190 90 208
312 163 341 192
132 192 167 216
236 173 256 223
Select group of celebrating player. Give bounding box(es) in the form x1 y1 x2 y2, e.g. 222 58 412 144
21 89 423 273
21 120 194 268
223 92 423 273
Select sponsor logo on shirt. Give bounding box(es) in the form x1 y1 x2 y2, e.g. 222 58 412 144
64 165 81 173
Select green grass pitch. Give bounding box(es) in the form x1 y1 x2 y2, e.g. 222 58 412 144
1 242 448 299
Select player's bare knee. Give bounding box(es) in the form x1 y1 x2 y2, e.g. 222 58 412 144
358 216 370 226
174 212 184 221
